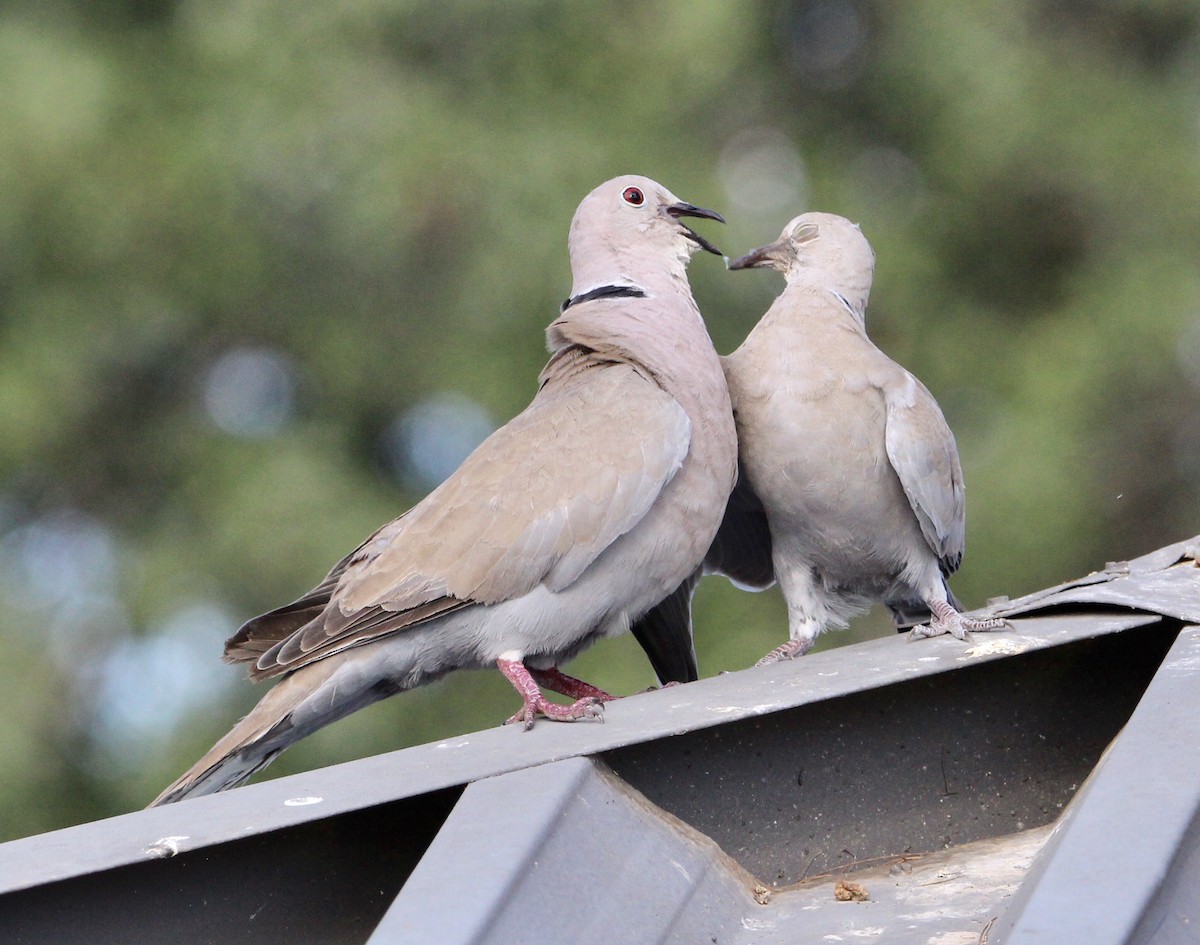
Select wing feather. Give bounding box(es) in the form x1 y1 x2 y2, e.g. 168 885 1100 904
883 372 965 574
235 354 692 678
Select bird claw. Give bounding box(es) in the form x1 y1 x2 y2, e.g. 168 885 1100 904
908 621 971 642
504 695 605 730
910 606 1012 644
755 638 814 666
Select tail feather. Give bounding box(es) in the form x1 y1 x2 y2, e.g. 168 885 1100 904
629 572 700 684
149 660 342 806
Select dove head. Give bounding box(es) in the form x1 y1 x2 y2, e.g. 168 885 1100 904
566 175 725 297
729 212 875 315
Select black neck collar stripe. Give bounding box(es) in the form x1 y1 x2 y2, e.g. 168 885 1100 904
561 284 647 313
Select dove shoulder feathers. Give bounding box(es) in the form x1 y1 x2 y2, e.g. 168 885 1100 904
151 176 735 804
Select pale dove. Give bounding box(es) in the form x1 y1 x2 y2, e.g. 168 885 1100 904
713 212 1005 663
151 176 735 804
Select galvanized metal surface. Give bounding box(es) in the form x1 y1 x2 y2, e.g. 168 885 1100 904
0 611 1155 894
1 539 1198 944
375 757 1064 945
986 535 1200 623
606 618 1175 885
372 756 755 945
0 787 461 945
994 624 1200 945
738 823 1058 944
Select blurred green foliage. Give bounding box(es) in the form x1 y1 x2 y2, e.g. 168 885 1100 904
0 0 1197 839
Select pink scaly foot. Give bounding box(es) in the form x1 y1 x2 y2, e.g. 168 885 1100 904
529 667 616 703
535 665 665 699
755 637 815 667
497 657 605 731
908 599 1011 643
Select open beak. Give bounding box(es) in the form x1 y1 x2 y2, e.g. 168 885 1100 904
727 239 785 271
666 202 725 256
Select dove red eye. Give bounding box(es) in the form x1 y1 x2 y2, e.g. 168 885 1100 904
622 187 645 206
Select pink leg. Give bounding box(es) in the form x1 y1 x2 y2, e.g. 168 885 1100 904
529 667 616 703
497 657 605 731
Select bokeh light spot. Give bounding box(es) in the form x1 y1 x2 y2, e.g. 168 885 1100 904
381 392 496 492
203 346 298 438
718 127 808 220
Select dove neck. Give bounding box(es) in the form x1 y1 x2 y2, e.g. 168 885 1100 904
784 269 871 328
545 290 723 405
829 289 869 328
567 235 698 303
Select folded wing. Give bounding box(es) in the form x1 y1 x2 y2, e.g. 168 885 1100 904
227 354 692 678
883 373 966 576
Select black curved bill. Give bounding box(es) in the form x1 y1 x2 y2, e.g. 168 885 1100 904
666 202 725 256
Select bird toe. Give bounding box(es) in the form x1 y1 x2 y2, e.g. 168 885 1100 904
755 638 813 666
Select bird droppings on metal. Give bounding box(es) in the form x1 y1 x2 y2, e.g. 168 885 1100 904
143 836 189 858
433 737 472 750
958 638 1030 659
282 796 323 807
710 704 781 716
925 934 981 945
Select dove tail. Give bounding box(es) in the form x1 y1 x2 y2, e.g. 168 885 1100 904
149 658 370 806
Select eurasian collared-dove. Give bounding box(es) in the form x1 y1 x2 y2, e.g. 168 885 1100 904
711 212 1005 663
151 176 735 804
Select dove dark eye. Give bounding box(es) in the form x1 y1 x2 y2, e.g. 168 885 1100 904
622 187 645 206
